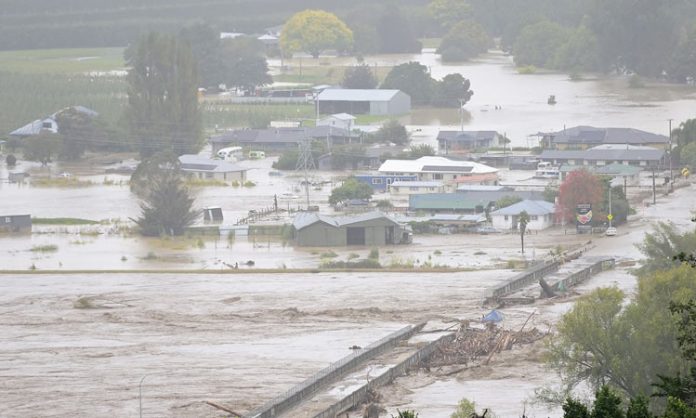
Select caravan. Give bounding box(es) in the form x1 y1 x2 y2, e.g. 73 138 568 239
216 146 243 161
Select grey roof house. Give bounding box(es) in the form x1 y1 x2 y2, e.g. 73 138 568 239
292 211 411 247
540 126 668 150
437 130 501 154
0 214 32 233
209 126 357 153
178 155 247 183
410 190 543 213
539 144 665 169
9 106 98 138
491 200 556 231
316 89 411 116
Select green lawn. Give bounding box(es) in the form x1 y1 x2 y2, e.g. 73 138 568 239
0 47 126 74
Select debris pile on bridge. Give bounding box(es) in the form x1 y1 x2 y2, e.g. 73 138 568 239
427 322 545 367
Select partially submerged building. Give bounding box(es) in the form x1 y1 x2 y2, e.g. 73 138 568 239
178 155 248 183
292 211 411 247
0 214 31 233
209 126 357 153
437 130 501 154
316 89 411 116
538 144 665 169
9 106 98 138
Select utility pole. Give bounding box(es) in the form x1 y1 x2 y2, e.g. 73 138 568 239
608 185 612 228
296 134 315 209
459 99 465 132
668 118 674 191
652 167 656 205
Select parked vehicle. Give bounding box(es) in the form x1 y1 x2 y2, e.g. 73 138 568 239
605 227 617 236
248 150 265 159
475 225 501 235
216 146 243 161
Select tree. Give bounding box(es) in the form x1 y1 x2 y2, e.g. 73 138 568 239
372 120 410 145
178 22 224 89
556 169 604 225
329 177 373 205
280 10 353 58
220 36 272 92
429 0 472 32
563 398 591 418
125 32 202 158
547 265 696 399
54 107 104 160
496 195 523 209
376 5 422 53
438 20 492 62
342 64 377 89
432 73 474 108
591 386 624 418
625 397 651 418
407 144 436 159
134 164 198 237
669 23 696 83
6 154 17 167
513 20 571 68
22 132 63 166
519 210 530 254
680 142 696 169
381 62 435 105
674 119 696 164
635 222 696 277
554 25 601 72
392 410 419 418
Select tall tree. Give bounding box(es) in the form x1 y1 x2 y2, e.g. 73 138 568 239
178 22 224 89
280 10 353 58
133 161 198 237
220 36 272 92
428 0 472 32
432 73 474 107
438 20 492 62
556 169 604 225
54 107 104 160
22 132 63 166
376 4 422 53
342 64 378 89
328 177 373 206
513 20 571 68
381 62 435 105
125 32 202 157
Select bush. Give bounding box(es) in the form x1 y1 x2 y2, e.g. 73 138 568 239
6 154 16 166
368 247 380 260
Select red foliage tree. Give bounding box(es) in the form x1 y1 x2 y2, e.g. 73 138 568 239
556 169 604 224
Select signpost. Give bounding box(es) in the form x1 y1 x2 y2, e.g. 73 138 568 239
576 203 593 234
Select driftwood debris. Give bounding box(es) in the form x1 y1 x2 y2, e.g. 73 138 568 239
428 320 545 368
204 401 242 417
539 277 558 298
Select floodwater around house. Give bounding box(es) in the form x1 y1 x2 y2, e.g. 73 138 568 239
276 49 696 147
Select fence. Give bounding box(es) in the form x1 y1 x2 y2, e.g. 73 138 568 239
550 257 615 292
312 333 457 418
484 260 560 302
244 323 426 418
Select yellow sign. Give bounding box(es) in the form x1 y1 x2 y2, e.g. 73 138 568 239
682 167 690 178
607 214 613 221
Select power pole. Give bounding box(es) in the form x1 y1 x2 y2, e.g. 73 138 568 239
608 186 612 228
296 134 315 209
668 118 674 191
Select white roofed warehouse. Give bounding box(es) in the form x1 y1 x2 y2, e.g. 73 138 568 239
178 155 248 184
316 89 411 116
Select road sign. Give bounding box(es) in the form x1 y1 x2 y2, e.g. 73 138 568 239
607 214 613 221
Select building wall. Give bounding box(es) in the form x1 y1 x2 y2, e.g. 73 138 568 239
492 213 554 231
386 92 411 115
190 170 246 183
390 185 443 196
0 214 31 232
296 224 346 247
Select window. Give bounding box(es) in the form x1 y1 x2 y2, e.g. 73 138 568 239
433 174 443 180
504 215 509 221
531 215 538 220
206 172 213 179
372 178 383 185
5 217 11 223
42 121 52 129
410 187 418 191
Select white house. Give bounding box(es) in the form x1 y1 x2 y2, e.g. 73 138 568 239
9 106 98 138
178 154 248 183
378 156 499 185
317 113 356 132
491 200 555 231
388 180 445 196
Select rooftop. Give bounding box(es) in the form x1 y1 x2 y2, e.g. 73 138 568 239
539 146 664 162
491 200 555 216
293 211 400 230
379 156 498 175
437 130 499 142
210 126 356 144
178 155 246 173
390 181 443 188
542 126 667 145
317 89 406 102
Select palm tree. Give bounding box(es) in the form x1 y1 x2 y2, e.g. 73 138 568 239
519 210 530 254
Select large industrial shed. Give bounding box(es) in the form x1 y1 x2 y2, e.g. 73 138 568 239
316 89 411 116
292 212 412 247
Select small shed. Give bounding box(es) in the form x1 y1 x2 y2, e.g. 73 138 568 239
293 211 411 247
317 113 356 132
0 214 31 233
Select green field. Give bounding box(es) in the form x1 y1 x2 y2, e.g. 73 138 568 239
0 48 125 74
